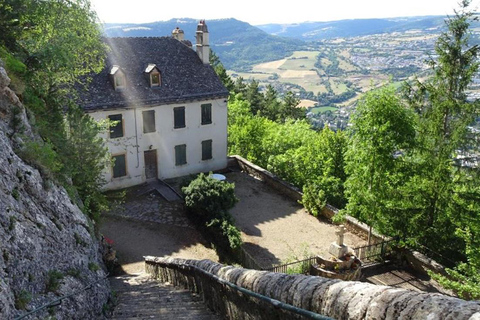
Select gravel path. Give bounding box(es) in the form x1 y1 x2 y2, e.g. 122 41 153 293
100 195 218 275
227 171 366 268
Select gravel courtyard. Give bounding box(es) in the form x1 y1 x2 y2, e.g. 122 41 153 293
226 171 366 268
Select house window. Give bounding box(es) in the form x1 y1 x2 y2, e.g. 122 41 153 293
143 110 155 133
175 144 187 166
202 139 212 160
108 114 123 138
174 107 185 129
112 154 127 178
151 73 160 86
201 103 212 125
115 74 125 88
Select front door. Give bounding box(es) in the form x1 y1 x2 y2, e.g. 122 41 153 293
144 150 158 180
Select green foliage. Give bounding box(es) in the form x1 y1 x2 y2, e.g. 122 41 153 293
343 85 415 238
14 290 32 310
11 188 19 200
207 214 243 250
228 94 348 212
183 173 238 219
182 173 241 250
210 50 234 92
1 0 109 224
88 262 100 272
46 270 64 293
8 216 16 231
231 77 305 123
66 268 81 279
19 140 63 179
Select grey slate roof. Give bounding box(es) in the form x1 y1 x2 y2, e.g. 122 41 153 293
78 37 228 111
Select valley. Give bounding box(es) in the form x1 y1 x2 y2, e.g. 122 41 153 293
229 30 439 129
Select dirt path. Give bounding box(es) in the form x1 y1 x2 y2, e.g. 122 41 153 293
100 211 218 275
227 172 366 268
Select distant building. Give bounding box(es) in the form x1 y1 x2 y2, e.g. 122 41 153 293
78 21 229 190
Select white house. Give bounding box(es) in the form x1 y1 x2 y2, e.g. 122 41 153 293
79 21 229 190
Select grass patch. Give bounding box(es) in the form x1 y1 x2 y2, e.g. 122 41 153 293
46 270 64 293
15 290 32 310
309 106 338 114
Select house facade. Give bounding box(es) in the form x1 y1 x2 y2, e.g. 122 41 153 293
79 21 229 190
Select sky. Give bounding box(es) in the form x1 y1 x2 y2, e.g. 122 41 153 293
90 0 480 25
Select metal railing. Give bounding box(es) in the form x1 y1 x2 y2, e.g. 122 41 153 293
14 274 109 320
145 258 334 320
352 238 396 262
264 257 317 274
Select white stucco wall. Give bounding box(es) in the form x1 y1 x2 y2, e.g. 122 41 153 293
88 97 228 190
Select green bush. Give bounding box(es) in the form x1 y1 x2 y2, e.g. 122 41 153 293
14 290 32 310
183 173 238 219
46 270 64 293
182 173 242 250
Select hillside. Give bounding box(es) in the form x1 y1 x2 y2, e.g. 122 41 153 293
0 60 110 319
257 16 448 40
103 18 304 70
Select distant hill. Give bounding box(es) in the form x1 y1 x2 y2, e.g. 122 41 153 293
102 18 304 70
257 16 448 40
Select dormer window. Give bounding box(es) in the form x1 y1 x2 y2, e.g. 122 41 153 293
145 64 161 87
110 65 126 91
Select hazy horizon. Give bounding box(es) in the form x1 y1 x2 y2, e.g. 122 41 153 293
91 0 478 26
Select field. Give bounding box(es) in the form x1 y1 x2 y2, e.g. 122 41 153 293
227 31 437 112
309 106 338 114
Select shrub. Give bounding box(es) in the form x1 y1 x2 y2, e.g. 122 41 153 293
182 173 238 219
46 270 64 293
182 173 241 250
88 262 100 272
14 290 32 310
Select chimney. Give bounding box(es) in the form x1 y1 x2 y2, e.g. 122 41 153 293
196 20 210 64
172 27 184 41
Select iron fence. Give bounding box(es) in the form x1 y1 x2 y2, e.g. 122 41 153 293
264 257 318 274
352 238 396 262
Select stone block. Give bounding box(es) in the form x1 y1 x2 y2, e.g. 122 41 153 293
329 242 348 258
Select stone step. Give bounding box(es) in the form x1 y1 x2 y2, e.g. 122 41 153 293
109 274 219 319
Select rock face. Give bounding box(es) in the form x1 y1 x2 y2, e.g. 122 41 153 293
0 60 110 319
146 257 480 320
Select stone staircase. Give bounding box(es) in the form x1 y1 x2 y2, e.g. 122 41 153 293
109 274 220 319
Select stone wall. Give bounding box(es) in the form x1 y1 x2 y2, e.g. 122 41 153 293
145 256 480 320
0 61 110 319
229 155 303 202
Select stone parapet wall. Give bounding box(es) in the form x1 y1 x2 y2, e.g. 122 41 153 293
228 155 303 202
145 256 480 320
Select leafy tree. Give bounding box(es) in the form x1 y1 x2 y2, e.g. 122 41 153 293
278 91 305 122
245 79 263 115
342 86 415 243
210 49 234 92
2 0 109 222
401 0 480 254
260 85 282 120
0 1 27 50
402 0 480 298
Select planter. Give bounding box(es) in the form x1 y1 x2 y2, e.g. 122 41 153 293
310 255 362 281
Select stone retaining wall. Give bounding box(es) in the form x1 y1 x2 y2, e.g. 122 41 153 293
228 155 303 202
145 256 480 320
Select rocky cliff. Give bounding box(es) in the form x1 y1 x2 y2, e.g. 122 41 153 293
0 60 110 319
